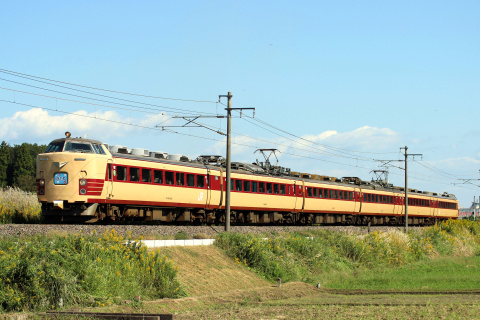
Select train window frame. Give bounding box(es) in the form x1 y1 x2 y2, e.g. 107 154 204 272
244 180 251 192
235 179 242 192
266 183 273 194
318 188 323 198
197 175 205 188
339 191 344 200
313 188 318 197
176 172 185 186
259 182 265 193
349 192 353 200
280 184 286 195
307 187 312 197
142 168 152 183
187 174 195 187
165 171 174 185
129 167 140 182
154 170 164 184
116 166 127 181
273 184 279 194
252 181 258 193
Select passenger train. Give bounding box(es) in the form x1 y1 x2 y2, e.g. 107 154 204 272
36 134 459 224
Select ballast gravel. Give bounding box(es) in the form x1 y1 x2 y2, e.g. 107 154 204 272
0 224 420 239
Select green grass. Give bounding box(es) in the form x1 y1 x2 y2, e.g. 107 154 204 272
215 220 480 290
323 255 480 290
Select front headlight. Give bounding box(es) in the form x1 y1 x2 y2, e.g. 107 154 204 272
39 179 45 187
80 179 87 186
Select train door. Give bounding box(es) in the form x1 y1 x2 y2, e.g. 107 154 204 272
293 180 305 212
205 168 212 209
106 161 114 199
354 189 362 214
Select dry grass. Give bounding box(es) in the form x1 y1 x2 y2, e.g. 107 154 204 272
0 187 41 223
154 246 270 296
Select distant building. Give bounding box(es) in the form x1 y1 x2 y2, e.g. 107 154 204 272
459 199 479 219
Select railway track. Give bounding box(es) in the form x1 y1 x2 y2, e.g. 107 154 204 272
0 224 422 239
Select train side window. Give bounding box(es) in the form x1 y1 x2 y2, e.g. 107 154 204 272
273 184 279 194
349 192 353 200
235 180 242 191
165 171 174 185
339 191 344 200
363 194 367 201
187 174 195 187
142 169 152 183
313 188 317 197
154 170 163 184
306 187 311 197
266 183 273 194
176 172 185 186
244 180 251 192
259 182 265 193
197 175 205 188
116 166 127 181
280 184 286 195
383 195 386 203
318 188 323 198
252 181 258 192
130 167 140 182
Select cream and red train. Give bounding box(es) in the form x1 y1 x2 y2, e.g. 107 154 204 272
36 136 459 224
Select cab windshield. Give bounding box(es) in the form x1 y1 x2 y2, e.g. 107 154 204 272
44 140 106 154
64 142 94 153
44 141 65 153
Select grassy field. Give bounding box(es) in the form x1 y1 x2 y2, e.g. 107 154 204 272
0 187 41 223
325 255 480 291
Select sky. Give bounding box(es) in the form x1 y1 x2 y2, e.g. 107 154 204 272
1 1 479 207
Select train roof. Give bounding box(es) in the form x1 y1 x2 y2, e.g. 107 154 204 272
48 137 105 145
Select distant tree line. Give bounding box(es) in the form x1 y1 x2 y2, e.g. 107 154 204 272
0 141 47 192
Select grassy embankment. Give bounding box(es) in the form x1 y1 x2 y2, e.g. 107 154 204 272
215 219 480 291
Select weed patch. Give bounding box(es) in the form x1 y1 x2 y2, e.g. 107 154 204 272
0 229 185 313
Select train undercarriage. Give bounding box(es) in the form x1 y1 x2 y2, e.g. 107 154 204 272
41 202 444 226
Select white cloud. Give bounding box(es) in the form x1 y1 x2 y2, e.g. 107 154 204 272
0 108 167 143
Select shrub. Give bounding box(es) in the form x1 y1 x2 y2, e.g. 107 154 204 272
174 231 190 240
0 229 185 312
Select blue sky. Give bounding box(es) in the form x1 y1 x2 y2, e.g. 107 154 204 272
1 1 479 207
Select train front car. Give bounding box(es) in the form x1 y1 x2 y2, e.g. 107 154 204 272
36 135 111 222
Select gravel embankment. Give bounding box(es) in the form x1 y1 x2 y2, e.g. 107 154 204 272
0 224 419 239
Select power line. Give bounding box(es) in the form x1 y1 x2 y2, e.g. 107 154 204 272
0 79 219 116
0 68 218 103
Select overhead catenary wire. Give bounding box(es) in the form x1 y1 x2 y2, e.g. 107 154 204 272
0 68 218 103
0 78 219 117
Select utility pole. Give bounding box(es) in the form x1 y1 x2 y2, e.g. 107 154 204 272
401 146 422 233
218 92 255 232
220 92 233 232
159 92 254 232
